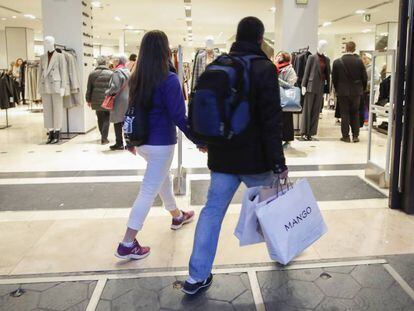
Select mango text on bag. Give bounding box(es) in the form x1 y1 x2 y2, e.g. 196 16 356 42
284 207 312 232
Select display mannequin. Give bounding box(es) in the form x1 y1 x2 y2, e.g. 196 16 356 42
191 37 219 90
37 36 69 144
300 40 331 140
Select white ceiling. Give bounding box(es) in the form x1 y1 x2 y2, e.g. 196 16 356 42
0 0 400 47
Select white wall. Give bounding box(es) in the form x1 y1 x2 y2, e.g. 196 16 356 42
5 27 35 64
0 30 7 69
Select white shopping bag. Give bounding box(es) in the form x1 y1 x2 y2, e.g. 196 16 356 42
234 187 264 246
255 179 328 265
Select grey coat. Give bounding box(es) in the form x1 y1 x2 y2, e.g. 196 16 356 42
301 54 331 94
106 67 130 123
37 51 70 95
85 65 112 111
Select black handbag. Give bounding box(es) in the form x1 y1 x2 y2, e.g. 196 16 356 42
123 98 149 147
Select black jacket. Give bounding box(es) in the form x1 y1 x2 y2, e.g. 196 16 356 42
85 65 113 111
332 54 368 97
207 41 286 174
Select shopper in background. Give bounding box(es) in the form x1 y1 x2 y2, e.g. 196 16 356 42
106 54 131 150
115 30 195 261
332 41 367 143
275 51 298 148
361 53 380 127
126 53 137 72
183 17 287 295
12 58 23 83
85 56 113 145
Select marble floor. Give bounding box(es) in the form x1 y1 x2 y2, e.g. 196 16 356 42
0 105 413 310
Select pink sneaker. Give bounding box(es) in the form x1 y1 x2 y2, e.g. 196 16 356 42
171 210 195 230
115 239 150 260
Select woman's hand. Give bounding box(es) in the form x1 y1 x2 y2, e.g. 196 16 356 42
126 146 137 156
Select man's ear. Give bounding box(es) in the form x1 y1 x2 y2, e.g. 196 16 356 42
258 37 264 45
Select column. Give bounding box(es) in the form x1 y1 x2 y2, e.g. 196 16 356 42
41 0 95 133
5 27 35 64
274 0 319 53
0 29 7 69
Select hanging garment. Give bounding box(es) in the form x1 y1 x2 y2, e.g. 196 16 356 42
62 50 82 108
0 72 18 109
191 49 220 91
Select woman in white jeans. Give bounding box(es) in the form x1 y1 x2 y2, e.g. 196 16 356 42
115 30 195 260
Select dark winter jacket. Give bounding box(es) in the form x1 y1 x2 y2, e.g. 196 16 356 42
332 54 368 97
85 65 112 111
207 41 286 175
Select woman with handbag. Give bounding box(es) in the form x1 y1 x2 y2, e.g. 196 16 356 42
115 30 195 260
275 52 298 148
105 54 131 150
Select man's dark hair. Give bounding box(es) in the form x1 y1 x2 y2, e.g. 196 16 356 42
129 53 137 62
236 17 265 44
346 41 356 53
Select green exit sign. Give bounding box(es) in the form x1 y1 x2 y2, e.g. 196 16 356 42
296 0 309 4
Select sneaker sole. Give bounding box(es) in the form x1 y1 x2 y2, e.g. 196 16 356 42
114 251 150 260
181 278 213 295
170 214 195 230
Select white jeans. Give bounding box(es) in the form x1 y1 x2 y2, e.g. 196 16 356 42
127 145 177 231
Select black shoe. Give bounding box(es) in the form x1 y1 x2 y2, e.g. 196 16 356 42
306 135 312 141
182 274 213 295
353 137 360 143
46 131 54 144
110 144 124 151
340 137 351 143
101 138 110 145
50 131 60 144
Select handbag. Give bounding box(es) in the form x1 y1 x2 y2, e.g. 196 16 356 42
280 86 302 112
101 70 129 110
255 179 328 265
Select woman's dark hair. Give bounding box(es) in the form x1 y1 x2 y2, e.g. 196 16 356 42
129 30 170 109
276 51 291 63
129 53 137 62
236 16 265 44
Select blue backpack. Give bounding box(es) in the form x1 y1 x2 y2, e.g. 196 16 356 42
189 54 264 145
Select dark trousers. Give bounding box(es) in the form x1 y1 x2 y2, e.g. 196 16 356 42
338 96 360 138
282 112 294 142
96 110 110 140
301 91 323 137
114 122 124 146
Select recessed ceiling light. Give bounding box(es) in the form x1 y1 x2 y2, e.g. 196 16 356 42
185 17 192 22
362 29 372 33
355 9 366 14
96 35 100 39
114 16 121 21
270 7 276 13
184 5 191 10
125 25 133 30
188 26 192 31
12 16 17 19
23 14 36 19
380 32 389 36
91 1 103 8
322 21 332 27
1 17 6 21
125 43 128 47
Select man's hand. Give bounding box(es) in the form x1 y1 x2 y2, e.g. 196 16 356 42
197 146 208 153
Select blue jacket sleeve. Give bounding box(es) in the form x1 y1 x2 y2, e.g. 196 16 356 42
162 73 191 139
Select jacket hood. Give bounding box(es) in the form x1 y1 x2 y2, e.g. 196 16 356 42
96 65 109 70
230 41 269 59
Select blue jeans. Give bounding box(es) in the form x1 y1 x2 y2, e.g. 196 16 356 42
189 171 274 281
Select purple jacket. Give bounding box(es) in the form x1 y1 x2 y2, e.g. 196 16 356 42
146 72 189 145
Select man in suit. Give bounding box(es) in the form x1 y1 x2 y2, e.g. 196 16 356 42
332 41 368 143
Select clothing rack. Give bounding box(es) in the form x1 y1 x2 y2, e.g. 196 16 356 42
24 60 43 113
54 43 78 141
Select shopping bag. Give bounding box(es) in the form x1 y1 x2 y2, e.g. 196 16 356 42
234 187 264 246
256 179 327 265
280 86 302 112
101 95 115 110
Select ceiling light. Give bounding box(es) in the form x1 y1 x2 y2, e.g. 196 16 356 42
270 7 276 13
125 25 134 30
355 9 366 14
322 21 332 27
12 16 17 19
187 26 192 31
134 30 142 33
114 16 121 21
185 17 192 22
96 35 100 39
24 14 36 19
91 1 103 8
184 4 191 10
125 43 128 47
380 32 389 36
362 29 372 33
1 17 6 21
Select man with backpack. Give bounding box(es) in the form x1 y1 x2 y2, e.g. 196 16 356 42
183 17 287 294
